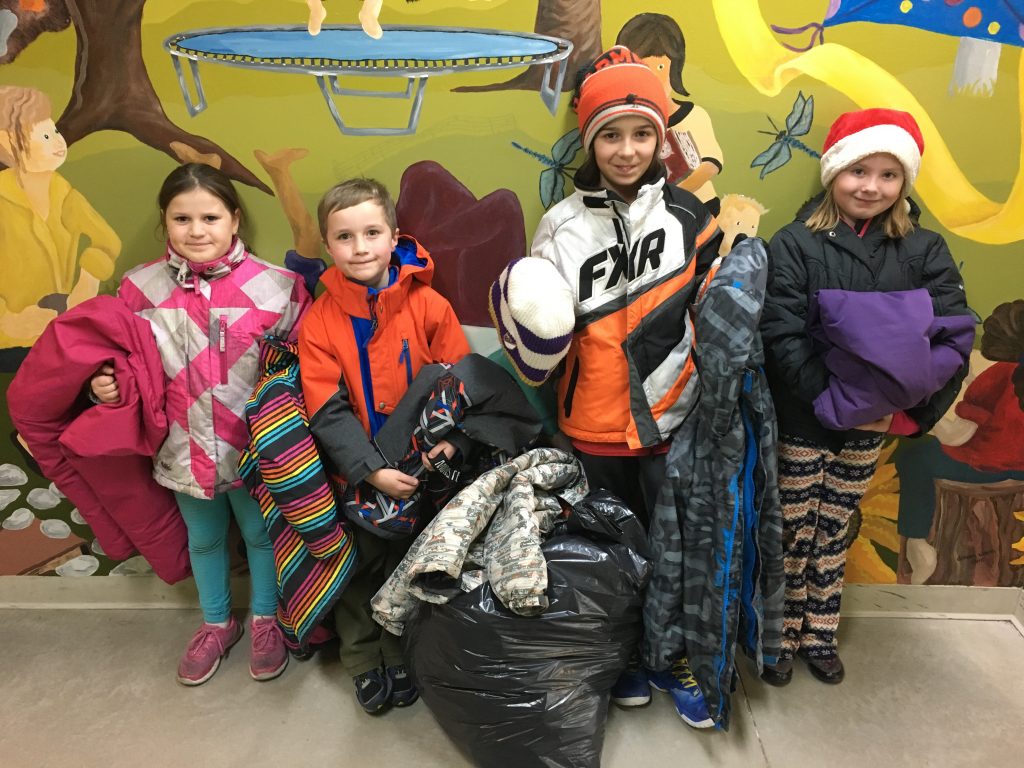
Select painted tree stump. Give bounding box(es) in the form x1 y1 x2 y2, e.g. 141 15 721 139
898 479 1024 586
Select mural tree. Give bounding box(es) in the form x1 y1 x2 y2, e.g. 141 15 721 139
0 0 269 192
456 0 602 96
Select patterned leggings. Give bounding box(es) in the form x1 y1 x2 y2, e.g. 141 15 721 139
778 435 882 661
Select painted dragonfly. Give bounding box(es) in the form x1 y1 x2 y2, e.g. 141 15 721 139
512 128 582 209
751 91 820 179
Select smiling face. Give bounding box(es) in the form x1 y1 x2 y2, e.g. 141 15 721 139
592 115 659 202
831 152 905 223
20 119 67 173
163 188 240 264
324 199 399 289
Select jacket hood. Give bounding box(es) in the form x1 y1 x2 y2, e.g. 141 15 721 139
794 191 922 225
320 235 435 307
257 335 299 376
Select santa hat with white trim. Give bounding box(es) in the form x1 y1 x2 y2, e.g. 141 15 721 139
573 45 670 152
820 108 925 195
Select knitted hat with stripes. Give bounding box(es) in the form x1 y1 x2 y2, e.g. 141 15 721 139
820 108 925 195
574 45 670 152
489 258 575 387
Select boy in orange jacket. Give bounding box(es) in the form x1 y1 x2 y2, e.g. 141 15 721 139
299 178 470 713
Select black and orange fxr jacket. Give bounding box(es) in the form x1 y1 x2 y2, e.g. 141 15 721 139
532 177 722 448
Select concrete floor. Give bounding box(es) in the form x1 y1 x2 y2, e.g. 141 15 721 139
2 610 1021 768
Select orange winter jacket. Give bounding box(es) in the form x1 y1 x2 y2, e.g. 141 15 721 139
299 236 469 486
532 177 721 448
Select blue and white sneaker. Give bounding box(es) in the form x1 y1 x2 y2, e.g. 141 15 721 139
648 657 715 728
610 662 651 708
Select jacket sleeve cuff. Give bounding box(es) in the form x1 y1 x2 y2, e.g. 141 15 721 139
888 411 919 436
347 452 388 489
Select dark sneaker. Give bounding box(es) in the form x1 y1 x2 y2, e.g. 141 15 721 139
353 668 392 714
798 650 845 684
249 617 289 681
760 658 794 687
610 663 651 708
176 618 243 686
386 664 419 707
648 657 715 728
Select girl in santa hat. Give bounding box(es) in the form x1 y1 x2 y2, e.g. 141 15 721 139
760 109 972 686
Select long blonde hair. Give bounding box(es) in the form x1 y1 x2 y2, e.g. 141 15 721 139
0 86 52 168
805 180 914 239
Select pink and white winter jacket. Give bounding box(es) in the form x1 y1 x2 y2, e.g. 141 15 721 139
119 239 311 499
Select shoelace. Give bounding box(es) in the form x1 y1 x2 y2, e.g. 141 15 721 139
186 625 230 658
671 658 701 692
250 619 281 651
390 665 408 681
358 673 380 690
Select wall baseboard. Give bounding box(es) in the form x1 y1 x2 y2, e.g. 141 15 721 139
2 577 1022 634
0 575 249 610
841 583 1023 622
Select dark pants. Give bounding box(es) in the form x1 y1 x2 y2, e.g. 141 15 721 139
894 436 1024 538
333 525 412 677
575 451 666 531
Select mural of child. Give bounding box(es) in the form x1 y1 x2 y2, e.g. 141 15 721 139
0 85 120 370
716 193 767 257
895 300 1024 584
616 12 725 215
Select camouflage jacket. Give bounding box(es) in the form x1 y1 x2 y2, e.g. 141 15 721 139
371 448 588 635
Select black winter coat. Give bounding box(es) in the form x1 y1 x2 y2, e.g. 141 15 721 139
761 195 971 451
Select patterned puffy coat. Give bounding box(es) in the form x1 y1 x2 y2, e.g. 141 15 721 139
119 240 310 499
642 238 784 730
238 337 356 650
371 448 589 635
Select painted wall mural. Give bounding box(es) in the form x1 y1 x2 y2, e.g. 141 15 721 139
1 0 1022 586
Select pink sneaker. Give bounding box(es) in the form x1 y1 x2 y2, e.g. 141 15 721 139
249 617 288 681
176 618 243 686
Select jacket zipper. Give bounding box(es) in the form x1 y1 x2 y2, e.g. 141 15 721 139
218 314 228 385
563 357 580 418
399 339 413 385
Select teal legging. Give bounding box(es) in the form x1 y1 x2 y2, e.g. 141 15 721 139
175 488 278 623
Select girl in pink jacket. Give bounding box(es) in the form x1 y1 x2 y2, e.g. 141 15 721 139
90 164 310 686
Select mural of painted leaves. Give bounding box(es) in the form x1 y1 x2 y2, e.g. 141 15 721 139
395 160 526 327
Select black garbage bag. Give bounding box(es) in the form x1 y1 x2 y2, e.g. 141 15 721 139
402 490 651 768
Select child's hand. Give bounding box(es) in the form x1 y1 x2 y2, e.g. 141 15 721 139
366 467 420 499
854 414 893 432
89 364 120 404
421 440 457 472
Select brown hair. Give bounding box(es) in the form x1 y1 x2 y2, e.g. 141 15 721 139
616 13 689 98
317 177 397 238
0 86 53 167
157 163 246 235
804 181 914 239
980 300 1024 408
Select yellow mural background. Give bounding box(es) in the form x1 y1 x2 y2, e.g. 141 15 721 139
1 0 1017 315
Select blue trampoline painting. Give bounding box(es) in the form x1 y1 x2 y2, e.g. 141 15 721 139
164 25 573 136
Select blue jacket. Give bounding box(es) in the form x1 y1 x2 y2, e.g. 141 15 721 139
642 238 784 729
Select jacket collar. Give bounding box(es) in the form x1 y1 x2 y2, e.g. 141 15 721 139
257 335 298 376
167 237 248 290
795 192 921 259
571 172 668 220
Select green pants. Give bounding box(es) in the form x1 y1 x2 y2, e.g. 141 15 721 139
333 525 412 677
